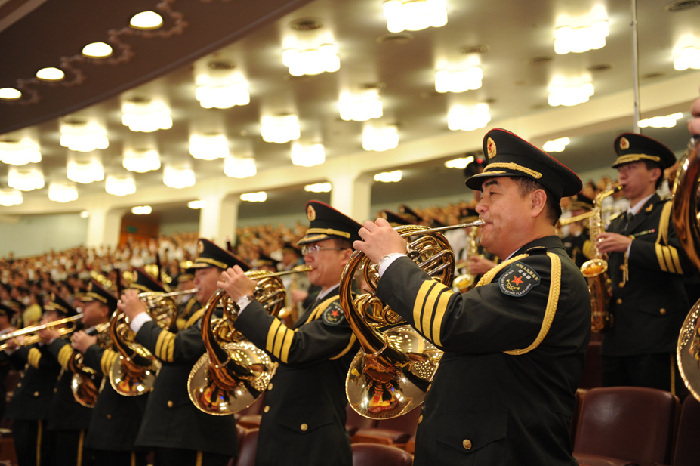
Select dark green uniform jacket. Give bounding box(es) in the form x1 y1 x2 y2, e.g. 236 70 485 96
133 309 238 457
377 236 590 466
46 339 92 431
603 193 693 356
6 344 60 420
236 286 359 466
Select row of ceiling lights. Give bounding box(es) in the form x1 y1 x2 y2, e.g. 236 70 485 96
0 2 695 208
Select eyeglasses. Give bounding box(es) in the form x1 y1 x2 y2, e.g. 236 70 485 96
300 245 345 255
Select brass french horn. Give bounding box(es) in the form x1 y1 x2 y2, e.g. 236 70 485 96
340 221 483 419
69 322 111 408
187 266 309 415
674 137 700 401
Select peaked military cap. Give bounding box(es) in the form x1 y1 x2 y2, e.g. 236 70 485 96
190 239 250 271
281 242 302 257
254 254 279 269
298 200 362 245
398 204 423 224
45 293 78 317
84 279 118 310
129 268 166 293
466 128 583 199
0 303 15 319
612 132 676 169
569 193 594 212
380 210 413 227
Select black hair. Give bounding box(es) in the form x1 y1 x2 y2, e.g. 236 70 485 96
513 177 561 225
642 160 664 190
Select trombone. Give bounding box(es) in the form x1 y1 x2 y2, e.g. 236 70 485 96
0 314 83 346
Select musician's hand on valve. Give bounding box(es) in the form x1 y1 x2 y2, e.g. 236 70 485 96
71 331 96 353
4 337 19 351
595 232 632 254
119 289 147 321
218 265 256 301
354 218 407 264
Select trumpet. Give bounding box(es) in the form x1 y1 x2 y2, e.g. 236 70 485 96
0 314 83 344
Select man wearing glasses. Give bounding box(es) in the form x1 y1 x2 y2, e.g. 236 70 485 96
218 200 362 466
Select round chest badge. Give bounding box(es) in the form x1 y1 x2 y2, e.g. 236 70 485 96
322 302 345 326
499 262 540 297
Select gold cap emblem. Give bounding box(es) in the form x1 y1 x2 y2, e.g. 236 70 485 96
487 137 497 159
619 137 630 150
306 205 316 221
197 240 204 254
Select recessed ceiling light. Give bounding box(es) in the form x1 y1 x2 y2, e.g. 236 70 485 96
0 88 21 99
82 42 113 58
376 33 414 45
36 67 64 81
131 205 152 215
188 200 205 209
130 11 163 29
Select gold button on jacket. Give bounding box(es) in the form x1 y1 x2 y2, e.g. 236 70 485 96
462 439 472 449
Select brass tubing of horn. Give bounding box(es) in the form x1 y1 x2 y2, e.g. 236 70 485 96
247 264 312 278
397 220 485 236
0 314 83 342
672 137 700 271
138 288 197 299
0 327 74 351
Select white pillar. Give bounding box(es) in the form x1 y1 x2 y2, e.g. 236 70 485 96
330 172 373 223
198 193 239 246
86 208 122 249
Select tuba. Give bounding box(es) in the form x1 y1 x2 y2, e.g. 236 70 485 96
69 322 111 408
108 289 192 396
674 138 700 400
187 266 309 415
340 221 482 419
581 185 621 332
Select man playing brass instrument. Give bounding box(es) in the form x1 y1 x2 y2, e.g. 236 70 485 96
596 133 693 393
119 239 244 466
354 129 590 465
218 200 361 466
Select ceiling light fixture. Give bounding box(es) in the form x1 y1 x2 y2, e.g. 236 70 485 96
673 34 700 70
338 88 383 121
444 156 474 169
188 200 205 209
189 133 230 160
260 114 301 143
374 170 403 183
67 154 105 184
82 42 113 58
548 74 594 106
195 61 250 109
0 137 42 165
223 155 257 178
638 112 685 128
36 67 64 81
384 0 447 33
362 122 399 152
163 164 195 189
435 55 483 93
59 120 109 152
304 182 332 193
48 182 78 203
131 205 152 215
542 137 570 152
291 142 326 167
130 11 163 29
105 174 136 196
121 98 173 132
240 192 267 202
123 148 161 173
554 5 609 54
0 88 21 100
80 211 89 218
282 21 340 76
8 166 45 191
447 103 491 131
0 188 23 207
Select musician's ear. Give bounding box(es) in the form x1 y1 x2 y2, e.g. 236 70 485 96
530 189 547 218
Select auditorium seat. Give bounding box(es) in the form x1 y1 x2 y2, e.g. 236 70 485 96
235 393 264 429
668 395 700 466
351 443 413 466
346 404 375 436
351 407 421 445
235 428 258 466
573 387 679 466
579 341 602 389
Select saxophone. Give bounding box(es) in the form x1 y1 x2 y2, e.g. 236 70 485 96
453 226 481 292
581 185 621 332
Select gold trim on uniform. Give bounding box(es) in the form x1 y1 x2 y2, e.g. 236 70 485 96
78 429 85 466
101 349 119 376
305 227 351 239
186 309 206 329
84 291 109 304
193 257 228 269
58 344 73 369
330 333 357 360
484 162 542 179
36 420 43 466
411 281 455 347
155 330 176 362
654 201 683 274
265 319 295 363
28 347 42 368
504 252 561 355
613 153 661 166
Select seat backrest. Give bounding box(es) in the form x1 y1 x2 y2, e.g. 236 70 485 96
573 386 679 465
351 443 413 466
346 403 376 435
235 428 258 466
672 395 700 466
372 406 421 437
